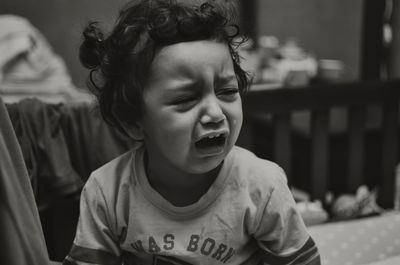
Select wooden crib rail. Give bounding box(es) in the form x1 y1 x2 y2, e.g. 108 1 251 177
241 80 400 208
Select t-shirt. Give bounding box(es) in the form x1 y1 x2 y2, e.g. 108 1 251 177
64 145 320 265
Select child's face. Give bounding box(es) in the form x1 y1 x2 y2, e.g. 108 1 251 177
138 40 243 175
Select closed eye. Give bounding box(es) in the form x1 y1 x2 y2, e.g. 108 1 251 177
219 88 239 95
172 96 196 104
216 88 239 100
170 95 198 111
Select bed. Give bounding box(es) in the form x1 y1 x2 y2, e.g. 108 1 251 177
1 79 400 264
308 211 400 265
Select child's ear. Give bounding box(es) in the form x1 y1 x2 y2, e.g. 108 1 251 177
121 121 144 140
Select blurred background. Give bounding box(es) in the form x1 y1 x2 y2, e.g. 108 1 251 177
1 0 398 89
1 1 400 264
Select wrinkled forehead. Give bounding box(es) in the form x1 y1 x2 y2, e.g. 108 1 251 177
150 40 235 80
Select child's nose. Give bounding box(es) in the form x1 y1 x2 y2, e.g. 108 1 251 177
200 98 226 125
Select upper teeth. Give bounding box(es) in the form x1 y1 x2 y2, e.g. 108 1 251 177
207 133 222 139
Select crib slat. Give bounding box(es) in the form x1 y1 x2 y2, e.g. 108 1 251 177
242 80 400 206
347 106 365 192
273 113 292 184
380 98 399 208
311 109 329 200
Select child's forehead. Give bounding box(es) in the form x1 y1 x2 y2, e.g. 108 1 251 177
154 40 231 64
144 40 236 93
150 40 233 75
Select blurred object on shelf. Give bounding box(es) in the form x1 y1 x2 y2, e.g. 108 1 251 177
317 59 345 83
279 37 307 60
243 35 318 87
257 35 280 83
239 35 356 88
272 38 317 87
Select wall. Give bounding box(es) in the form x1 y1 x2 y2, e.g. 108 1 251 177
1 0 364 86
1 0 129 88
257 0 364 81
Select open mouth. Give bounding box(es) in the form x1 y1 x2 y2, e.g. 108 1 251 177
195 133 227 154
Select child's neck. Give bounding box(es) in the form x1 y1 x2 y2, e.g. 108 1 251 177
144 154 222 207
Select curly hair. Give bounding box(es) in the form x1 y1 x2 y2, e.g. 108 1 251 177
80 0 251 132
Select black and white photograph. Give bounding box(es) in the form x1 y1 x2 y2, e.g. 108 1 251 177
1 1 400 264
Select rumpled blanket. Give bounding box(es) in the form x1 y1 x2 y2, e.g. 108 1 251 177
6 98 137 210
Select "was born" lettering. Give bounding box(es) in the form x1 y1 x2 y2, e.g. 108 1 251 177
130 233 236 263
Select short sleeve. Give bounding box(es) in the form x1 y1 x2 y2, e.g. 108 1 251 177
63 178 122 265
253 169 320 265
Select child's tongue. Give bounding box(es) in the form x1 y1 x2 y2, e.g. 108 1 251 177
195 135 225 154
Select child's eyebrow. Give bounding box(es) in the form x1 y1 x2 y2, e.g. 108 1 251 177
162 81 197 96
162 74 237 95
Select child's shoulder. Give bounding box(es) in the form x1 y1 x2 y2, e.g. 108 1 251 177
231 145 284 174
87 148 138 188
230 145 287 187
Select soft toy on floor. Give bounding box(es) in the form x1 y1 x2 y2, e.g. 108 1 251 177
330 185 383 221
296 200 329 226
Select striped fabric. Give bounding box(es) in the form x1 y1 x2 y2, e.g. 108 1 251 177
259 237 320 265
64 244 121 265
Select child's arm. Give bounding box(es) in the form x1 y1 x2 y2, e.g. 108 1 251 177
63 178 123 265
253 170 321 265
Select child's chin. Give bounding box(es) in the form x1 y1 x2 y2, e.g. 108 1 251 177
189 154 226 174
